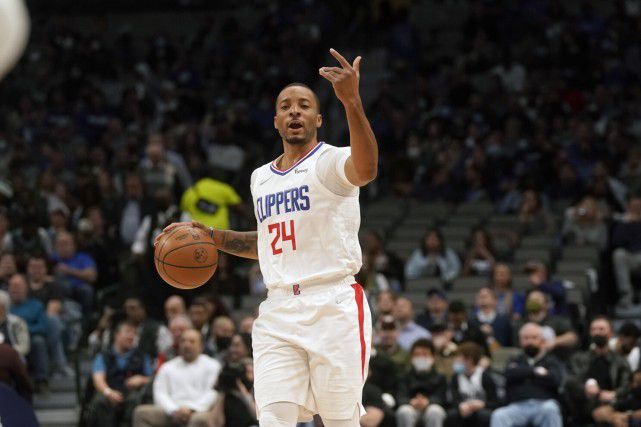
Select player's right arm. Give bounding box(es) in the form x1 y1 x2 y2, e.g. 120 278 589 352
156 221 258 260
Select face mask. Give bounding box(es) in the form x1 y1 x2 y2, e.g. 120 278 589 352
592 335 608 348
523 345 539 358
452 361 465 375
526 300 543 314
411 357 434 372
216 336 232 351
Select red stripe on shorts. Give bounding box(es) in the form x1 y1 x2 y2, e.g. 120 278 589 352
351 283 366 380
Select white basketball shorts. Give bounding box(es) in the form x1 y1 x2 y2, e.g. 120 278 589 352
252 276 372 421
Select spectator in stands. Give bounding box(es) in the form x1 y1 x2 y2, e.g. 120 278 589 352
0 339 31 403
490 323 564 427
524 260 568 316
620 148 641 196
394 297 431 351
179 176 242 230
610 195 641 312
89 321 152 427
46 207 69 248
446 342 498 427
429 323 458 378
565 317 630 425
163 295 186 322
517 189 552 236
202 294 230 323
227 333 252 364
206 315 236 359
238 316 254 334
589 162 628 213
513 290 578 361
157 314 192 366
51 231 97 315
208 360 257 427
88 306 115 355
139 138 180 196
3 211 53 262
611 321 640 372
0 252 18 289
124 296 172 359
396 338 447 427
189 297 211 345
489 263 525 319
26 255 73 376
131 186 190 258
416 288 448 330
210 254 246 308
374 290 396 320
448 300 487 352
8 274 50 390
462 228 497 277
361 376 396 427
108 173 153 249
0 290 29 358
133 329 221 427
471 287 512 347
374 315 410 370
561 195 608 250
361 231 405 291
405 228 461 286
592 370 641 427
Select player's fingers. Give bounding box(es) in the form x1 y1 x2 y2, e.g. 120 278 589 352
353 56 362 75
320 66 343 74
319 69 338 82
329 48 351 69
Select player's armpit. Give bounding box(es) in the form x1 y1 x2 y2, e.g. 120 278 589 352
213 230 258 260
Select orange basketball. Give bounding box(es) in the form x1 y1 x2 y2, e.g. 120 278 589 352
154 225 218 289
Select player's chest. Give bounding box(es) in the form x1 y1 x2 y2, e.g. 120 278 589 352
253 170 318 224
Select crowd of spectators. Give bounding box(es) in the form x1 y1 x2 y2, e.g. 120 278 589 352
0 0 641 426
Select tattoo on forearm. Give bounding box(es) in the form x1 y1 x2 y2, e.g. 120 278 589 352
219 231 258 257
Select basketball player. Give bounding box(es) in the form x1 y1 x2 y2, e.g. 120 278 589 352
158 48 378 426
0 0 30 80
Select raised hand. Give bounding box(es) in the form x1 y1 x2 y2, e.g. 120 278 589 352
319 48 361 105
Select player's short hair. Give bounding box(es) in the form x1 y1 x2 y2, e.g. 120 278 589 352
277 82 320 112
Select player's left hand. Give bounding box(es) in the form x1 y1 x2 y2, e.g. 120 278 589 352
319 48 361 105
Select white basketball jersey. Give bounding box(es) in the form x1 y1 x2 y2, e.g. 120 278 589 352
251 142 362 290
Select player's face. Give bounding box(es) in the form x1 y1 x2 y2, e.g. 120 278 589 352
274 86 322 146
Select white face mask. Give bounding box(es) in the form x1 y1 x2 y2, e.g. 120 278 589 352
411 357 434 372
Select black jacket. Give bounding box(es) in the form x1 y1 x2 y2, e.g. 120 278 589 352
449 369 500 410
503 351 564 404
398 367 447 406
569 349 630 396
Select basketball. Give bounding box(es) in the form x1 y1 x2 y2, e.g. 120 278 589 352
154 225 218 289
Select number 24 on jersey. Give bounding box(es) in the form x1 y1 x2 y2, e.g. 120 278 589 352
268 220 297 255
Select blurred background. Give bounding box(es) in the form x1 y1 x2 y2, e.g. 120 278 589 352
1 0 641 426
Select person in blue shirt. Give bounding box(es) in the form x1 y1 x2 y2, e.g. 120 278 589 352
50 231 97 315
7 274 49 390
89 320 152 427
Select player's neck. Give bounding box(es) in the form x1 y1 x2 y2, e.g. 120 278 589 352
278 139 319 170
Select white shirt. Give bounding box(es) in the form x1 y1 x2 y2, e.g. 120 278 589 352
153 354 221 413
251 142 362 289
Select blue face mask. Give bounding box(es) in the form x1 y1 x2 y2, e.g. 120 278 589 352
452 361 465 375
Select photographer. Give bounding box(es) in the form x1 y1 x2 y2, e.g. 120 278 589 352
209 358 257 427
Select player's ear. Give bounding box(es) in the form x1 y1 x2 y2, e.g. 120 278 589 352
274 115 278 129
316 113 322 128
